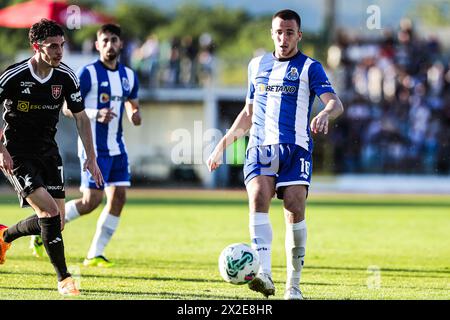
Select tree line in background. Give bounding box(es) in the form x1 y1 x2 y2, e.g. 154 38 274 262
0 0 448 84
0 0 329 85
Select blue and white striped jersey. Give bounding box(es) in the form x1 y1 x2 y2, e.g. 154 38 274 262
246 51 335 152
77 59 139 157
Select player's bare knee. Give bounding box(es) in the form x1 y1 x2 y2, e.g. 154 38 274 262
81 194 103 213
30 198 60 218
248 187 274 209
283 187 307 208
87 199 102 213
249 195 272 212
283 193 306 222
283 198 303 214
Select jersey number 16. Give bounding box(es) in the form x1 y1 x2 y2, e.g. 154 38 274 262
300 158 310 176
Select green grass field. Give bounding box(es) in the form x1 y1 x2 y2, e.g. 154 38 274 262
0 189 449 300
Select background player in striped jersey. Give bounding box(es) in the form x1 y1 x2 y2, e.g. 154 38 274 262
0 19 103 296
31 24 142 267
207 9 344 299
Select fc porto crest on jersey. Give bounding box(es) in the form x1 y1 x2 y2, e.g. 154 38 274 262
121 77 130 91
51 85 62 99
286 67 299 81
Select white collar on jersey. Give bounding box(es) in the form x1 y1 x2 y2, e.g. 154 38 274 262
28 59 54 84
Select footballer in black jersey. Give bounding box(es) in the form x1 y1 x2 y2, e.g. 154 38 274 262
0 59 84 204
0 19 103 296
0 59 84 156
0 59 93 202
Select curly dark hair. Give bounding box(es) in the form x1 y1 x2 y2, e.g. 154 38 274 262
28 19 64 44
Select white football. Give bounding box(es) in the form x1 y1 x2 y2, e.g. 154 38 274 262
218 243 260 285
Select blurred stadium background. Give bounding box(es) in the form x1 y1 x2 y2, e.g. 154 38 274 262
1 0 449 193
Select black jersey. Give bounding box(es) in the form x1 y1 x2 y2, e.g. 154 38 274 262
0 59 84 156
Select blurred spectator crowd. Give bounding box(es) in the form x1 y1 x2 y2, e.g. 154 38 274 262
80 17 449 176
123 33 216 88
327 19 450 174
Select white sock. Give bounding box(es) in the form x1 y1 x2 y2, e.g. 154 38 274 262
249 212 272 276
87 209 120 259
65 200 80 223
285 220 307 289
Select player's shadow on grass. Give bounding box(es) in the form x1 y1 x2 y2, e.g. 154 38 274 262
270 265 450 280
271 264 450 275
0 285 250 300
6 254 223 267
0 269 224 283
0 286 60 294
126 198 450 208
81 289 244 299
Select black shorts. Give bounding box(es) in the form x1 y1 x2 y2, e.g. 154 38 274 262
1 155 65 208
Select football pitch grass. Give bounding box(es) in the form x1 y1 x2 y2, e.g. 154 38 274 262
0 189 449 300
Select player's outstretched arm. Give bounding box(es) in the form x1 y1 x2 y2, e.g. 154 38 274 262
72 110 104 187
207 103 253 172
310 92 344 135
125 99 142 126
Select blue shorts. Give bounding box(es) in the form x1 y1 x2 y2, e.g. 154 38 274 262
80 153 131 190
244 144 312 199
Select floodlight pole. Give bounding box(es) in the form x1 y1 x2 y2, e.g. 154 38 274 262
324 0 337 44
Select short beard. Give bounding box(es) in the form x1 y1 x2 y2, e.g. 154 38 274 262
105 52 117 61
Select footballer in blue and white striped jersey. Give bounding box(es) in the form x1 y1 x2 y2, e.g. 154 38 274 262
76 59 139 158
246 51 335 152
60 24 142 267
207 10 344 301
